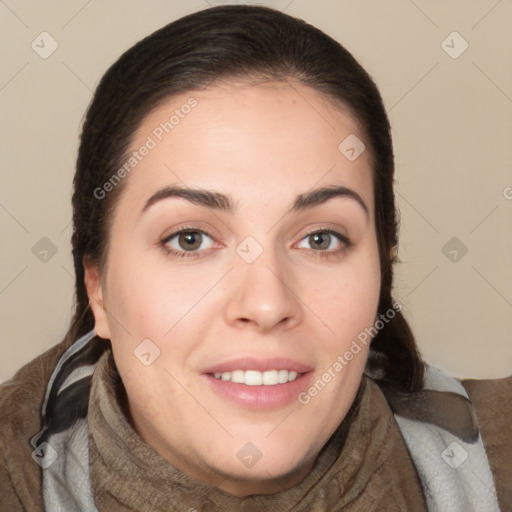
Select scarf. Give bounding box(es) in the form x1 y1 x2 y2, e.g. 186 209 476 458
30 330 502 511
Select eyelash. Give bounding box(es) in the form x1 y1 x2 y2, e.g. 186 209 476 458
159 227 352 260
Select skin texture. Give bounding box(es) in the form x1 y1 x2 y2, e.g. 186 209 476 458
84 80 381 497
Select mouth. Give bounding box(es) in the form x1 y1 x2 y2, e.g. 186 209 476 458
202 357 314 409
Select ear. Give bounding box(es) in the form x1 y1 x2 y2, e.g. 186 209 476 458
83 256 111 339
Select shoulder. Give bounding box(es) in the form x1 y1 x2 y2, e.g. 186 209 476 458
461 373 512 413
461 374 512 511
0 339 70 511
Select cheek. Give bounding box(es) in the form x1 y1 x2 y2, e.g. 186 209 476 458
103 248 202 333
309 257 380 340
101 248 225 373
298 252 379 425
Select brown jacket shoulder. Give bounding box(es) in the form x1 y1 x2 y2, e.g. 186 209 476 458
0 341 69 512
462 375 512 512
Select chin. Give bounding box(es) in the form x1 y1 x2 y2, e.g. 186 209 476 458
211 452 313 497
208 434 316 484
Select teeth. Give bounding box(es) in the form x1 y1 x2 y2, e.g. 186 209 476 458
278 369 289 384
245 370 262 386
231 370 245 384
263 370 278 385
213 369 300 385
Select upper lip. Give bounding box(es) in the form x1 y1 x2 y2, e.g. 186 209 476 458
202 357 313 374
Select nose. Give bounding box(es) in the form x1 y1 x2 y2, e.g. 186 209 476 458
224 246 303 333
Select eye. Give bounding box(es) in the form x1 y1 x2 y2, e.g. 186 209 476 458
295 229 350 253
161 229 215 257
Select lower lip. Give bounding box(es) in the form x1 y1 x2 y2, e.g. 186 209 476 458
203 372 314 410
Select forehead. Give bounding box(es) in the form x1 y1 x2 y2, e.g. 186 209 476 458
121 80 374 217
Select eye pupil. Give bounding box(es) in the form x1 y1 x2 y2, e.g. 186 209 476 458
310 233 330 250
178 232 202 251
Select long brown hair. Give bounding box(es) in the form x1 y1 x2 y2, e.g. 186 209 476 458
68 5 424 392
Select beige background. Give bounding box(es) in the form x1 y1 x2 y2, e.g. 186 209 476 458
1 0 511 382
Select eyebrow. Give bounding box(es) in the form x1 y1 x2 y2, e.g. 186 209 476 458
141 185 369 219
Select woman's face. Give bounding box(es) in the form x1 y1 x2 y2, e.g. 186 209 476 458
86 80 381 496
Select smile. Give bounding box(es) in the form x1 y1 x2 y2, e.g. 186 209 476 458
202 357 314 409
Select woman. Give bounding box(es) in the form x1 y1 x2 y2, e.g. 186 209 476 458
0 5 510 511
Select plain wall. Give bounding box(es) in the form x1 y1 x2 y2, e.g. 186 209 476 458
1 0 511 382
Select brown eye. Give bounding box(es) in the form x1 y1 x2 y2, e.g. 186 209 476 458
178 231 203 251
162 229 215 255
308 232 331 250
295 229 350 253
